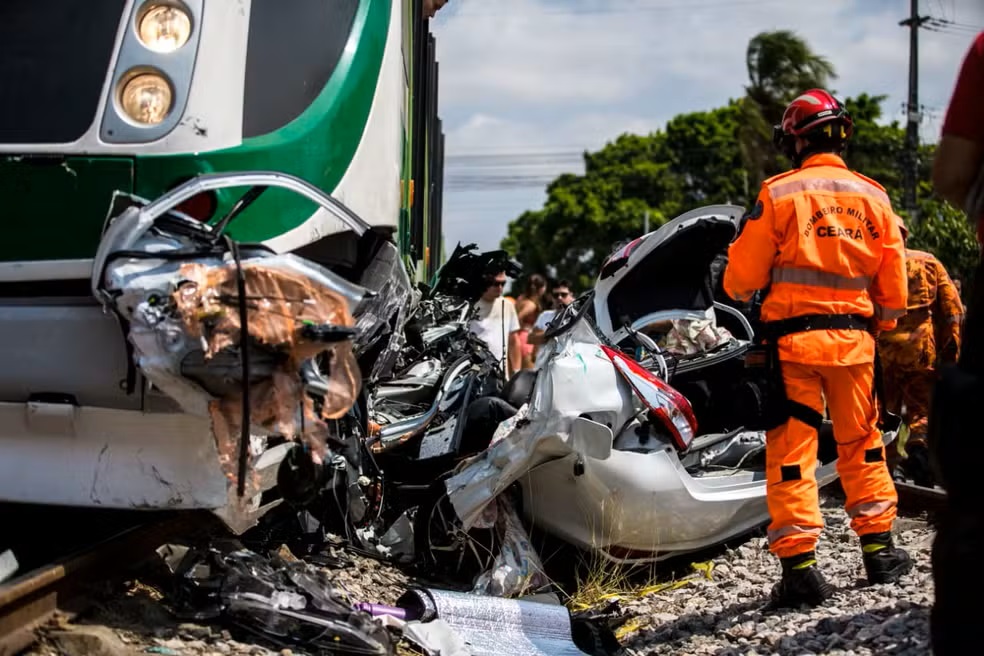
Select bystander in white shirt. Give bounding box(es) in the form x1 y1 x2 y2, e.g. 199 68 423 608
470 296 520 377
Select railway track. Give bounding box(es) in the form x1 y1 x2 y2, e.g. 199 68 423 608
0 513 207 656
895 480 949 514
0 481 951 656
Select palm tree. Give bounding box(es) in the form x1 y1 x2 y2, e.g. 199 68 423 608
739 30 838 185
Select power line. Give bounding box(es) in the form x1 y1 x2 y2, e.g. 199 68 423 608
926 17 983 33
447 150 584 160
443 0 786 18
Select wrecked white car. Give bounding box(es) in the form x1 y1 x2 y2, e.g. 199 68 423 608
439 205 902 565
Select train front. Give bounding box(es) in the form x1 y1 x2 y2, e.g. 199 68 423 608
0 0 391 532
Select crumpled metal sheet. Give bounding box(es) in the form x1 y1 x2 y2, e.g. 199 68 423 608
471 497 550 598
399 588 591 656
445 323 601 530
348 239 417 384
171 258 362 493
164 541 395 655
0 549 17 584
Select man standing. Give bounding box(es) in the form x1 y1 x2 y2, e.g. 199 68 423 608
723 88 911 608
469 270 522 381
878 215 962 488
528 279 575 350
926 29 984 656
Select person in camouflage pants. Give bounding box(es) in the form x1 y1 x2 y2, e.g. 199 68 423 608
877 216 963 487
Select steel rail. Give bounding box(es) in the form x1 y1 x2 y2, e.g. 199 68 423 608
895 480 949 514
0 514 204 656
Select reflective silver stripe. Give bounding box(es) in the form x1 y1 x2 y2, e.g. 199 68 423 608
873 304 906 321
772 266 872 290
767 524 823 544
769 177 892 206
949 315 964 324
847 499 895 520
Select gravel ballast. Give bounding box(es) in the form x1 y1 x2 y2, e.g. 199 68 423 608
619 493 934 656
24 491 936 656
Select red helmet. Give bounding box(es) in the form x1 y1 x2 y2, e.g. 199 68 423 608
773 89 853 157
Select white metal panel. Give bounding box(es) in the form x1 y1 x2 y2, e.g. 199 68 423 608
0 403 229 509
0 0 249 154
265 0 405 248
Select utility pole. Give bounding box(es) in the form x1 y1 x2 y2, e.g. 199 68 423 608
900 0 930 223
643 209 650 235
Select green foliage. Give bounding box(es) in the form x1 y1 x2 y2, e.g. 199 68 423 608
501 107 750 291
502 30 979 290
907 189 980 287
842 93 905 189
740 30 837 184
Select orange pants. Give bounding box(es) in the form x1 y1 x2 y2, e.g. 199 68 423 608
766 361 898 558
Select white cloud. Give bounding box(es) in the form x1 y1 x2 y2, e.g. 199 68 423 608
445 111 658 154
431 0 984 251
435 0 657 107
435 0 981 136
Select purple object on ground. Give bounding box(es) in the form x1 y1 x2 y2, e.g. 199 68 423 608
355 602 408 620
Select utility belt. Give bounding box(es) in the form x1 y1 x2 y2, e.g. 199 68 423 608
740 313 872 433
759 313 871 343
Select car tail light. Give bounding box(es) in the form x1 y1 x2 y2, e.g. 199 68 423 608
175 191 217 222
169 178 218 222
601 345 697 450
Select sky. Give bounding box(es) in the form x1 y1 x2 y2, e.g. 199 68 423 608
429 0 984 255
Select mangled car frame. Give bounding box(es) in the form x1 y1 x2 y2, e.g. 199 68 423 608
0 172 408 533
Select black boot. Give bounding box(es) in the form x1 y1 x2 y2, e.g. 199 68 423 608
770 551 835 608
861 531 913 584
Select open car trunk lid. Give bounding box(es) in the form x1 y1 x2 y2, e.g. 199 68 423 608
593 204 744 337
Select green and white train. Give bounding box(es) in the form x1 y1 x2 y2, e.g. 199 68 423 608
0 0 446 530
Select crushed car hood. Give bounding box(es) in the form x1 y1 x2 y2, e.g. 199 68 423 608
90 173 373 500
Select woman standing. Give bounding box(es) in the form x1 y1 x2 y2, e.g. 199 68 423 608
513 274 547 370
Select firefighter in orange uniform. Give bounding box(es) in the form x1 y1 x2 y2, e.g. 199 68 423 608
878 215 963 487
724 89 912 608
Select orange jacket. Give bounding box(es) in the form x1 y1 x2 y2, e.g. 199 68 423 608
724 153 908 366
877 248 963 369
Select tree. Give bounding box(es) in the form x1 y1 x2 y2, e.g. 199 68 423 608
502 32 979 292
501 107 748 289
908 187 979 291
744 30 837 124
740 30 837 185
842 93 905 190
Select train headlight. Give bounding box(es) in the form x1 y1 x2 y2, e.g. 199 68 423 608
137 3 192 53
119 72 174 125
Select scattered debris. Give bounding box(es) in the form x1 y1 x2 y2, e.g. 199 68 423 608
142 525 613 656
0 548 17 584
161 541 396 654
396 587 598 656
47 626 133 656
471 498 550 598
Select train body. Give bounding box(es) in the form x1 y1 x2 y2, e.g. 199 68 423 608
0 0 445 531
